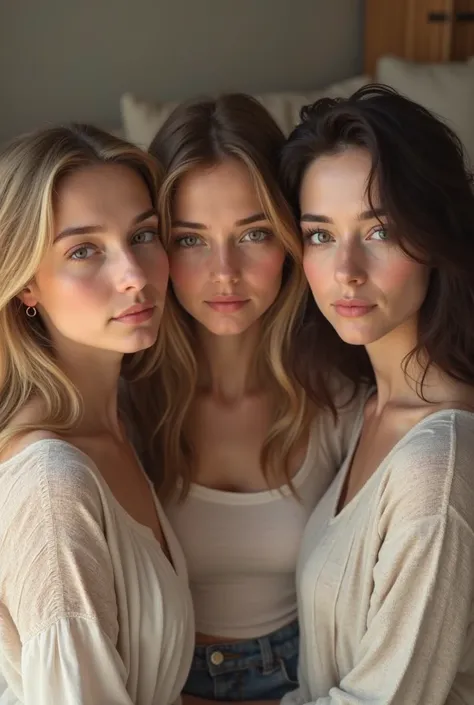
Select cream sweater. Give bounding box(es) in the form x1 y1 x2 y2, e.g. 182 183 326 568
0 440 194 705
283 409 474 705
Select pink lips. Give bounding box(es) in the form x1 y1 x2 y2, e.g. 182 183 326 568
113 302 155 324
205 296 249 314
332 299 376 318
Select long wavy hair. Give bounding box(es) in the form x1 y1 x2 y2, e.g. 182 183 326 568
280 84 474 406
138 93 309 499
0 123 163 453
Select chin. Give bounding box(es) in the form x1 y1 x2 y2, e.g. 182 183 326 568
119 330 159 353
331 321 381 347
206 323 251 336
200 315 258 337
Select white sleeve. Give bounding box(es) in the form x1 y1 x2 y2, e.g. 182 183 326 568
22 618 134 705
287 485 474 703
0 445 134 705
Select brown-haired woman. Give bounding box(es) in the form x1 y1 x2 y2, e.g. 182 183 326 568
131 94 364 701
0 124 193 704
275 85 474 704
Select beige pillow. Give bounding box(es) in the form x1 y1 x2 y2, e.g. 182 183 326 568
376 55 474 166
120 75 369 148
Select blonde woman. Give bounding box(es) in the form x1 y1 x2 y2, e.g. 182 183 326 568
130 95 363 702
0 124 193 705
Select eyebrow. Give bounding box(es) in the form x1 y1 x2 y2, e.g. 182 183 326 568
171 212 268 230
301 208 387 224
54 208 158 243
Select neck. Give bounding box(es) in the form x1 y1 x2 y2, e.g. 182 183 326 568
196 323 263 403
54 337 123 439
366 316 469 414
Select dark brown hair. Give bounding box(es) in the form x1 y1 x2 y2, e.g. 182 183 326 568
280 84 474 406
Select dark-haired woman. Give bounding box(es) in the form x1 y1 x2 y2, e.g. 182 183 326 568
273 85 474 704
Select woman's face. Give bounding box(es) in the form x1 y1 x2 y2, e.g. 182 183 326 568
168 158 286 336
300 147 430 347
21 163 169 355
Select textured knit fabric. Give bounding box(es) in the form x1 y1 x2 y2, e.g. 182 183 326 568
282 409 474 705
0 439 194 705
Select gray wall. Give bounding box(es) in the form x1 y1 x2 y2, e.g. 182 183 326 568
0 0 364 143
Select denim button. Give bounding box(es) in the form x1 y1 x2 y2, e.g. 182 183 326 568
210 650 224 666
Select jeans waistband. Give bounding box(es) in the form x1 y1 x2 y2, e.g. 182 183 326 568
191 619 299 676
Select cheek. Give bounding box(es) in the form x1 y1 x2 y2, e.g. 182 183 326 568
35 267 108 312
380 257 429 302
169 252 204 300
142 246 169 296
303 250 329 298
244 246 286 289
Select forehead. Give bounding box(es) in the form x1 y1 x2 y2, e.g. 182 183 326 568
173 158 263 220
54 163 152 230
300 147 379 214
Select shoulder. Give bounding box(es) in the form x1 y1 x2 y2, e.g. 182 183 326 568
0 436 105 534
380 409 474 530
391 409 474 476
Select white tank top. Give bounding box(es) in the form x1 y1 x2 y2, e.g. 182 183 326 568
165 408 357 639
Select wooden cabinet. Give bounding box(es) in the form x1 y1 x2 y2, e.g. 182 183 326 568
364 0 474 74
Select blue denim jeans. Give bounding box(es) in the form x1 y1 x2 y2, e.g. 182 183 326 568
183 619 299 701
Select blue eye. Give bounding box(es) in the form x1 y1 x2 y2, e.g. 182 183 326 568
241 229 271 243
70 245 96 260
176 235 203 248
132 229 156 245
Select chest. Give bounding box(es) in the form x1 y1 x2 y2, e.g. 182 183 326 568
75 437 166 547
187 396 307 491
338 408 423 512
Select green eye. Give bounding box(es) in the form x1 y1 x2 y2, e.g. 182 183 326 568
177 235 202 248
370 227 389 241
132 229 156 244
308 229 332 245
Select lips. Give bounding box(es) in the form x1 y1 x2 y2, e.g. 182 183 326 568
113 302 155 324
205 296 249 313
332 299 376 318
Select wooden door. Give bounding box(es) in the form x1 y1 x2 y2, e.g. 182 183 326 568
451 0 474 59
364 0 460 75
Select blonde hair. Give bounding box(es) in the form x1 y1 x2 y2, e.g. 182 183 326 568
0 123 163 453
135 93 310 499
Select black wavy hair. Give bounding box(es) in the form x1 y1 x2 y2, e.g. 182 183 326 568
280 84 474 409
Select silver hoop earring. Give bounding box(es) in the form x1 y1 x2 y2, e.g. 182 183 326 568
25 306 37 318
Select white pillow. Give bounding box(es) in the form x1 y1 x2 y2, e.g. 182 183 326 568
120 74 369 148
376 55 474 166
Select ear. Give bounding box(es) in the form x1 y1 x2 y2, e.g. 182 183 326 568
16 283 39 309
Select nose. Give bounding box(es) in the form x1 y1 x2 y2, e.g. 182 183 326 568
334 241 367 287
113 248 147 294
210 242 240 284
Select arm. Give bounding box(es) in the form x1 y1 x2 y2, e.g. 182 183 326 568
315 510 474 704
0 446 134 705
291 450 474 704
